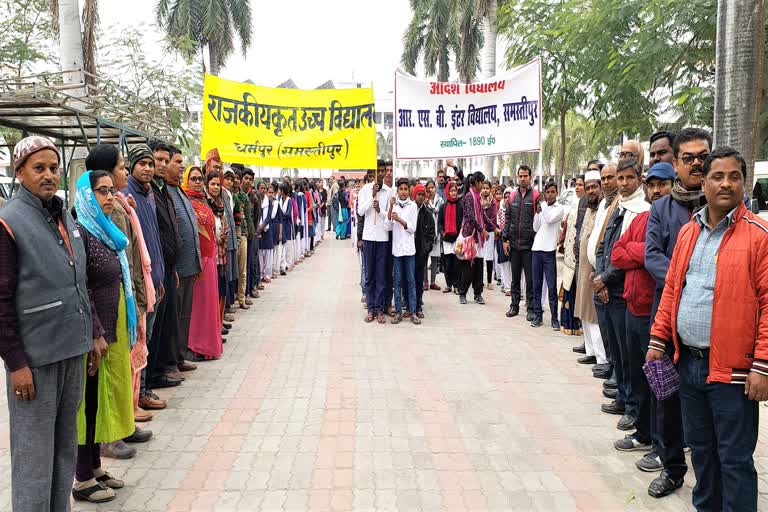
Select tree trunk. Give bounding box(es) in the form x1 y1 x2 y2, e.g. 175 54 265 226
713 0 765 187
209 39 221 76
58 0 85 87
482 0 498 178
557 108 566 188
438 46 449 82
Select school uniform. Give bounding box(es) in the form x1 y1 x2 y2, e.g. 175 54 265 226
259 197 276 278
278 196 293 271
387 198 418 314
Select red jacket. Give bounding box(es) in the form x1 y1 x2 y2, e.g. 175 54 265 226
611 211 655 317
649 203 768 384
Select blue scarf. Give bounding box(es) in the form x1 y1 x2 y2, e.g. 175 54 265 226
75 172 138 347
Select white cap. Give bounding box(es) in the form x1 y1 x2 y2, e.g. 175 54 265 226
585 170 601 182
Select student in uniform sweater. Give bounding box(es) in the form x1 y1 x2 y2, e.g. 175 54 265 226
277 182 293 274
258 183 276 282
413 184 436 318
531 182 565 329
387 178 420 325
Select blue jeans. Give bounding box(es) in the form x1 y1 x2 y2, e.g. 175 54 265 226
532 250 557 321
393 255 416 314
679 348 758 512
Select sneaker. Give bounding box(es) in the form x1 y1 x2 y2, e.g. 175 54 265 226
506 307 519 318
474 295 485 305
72 479 116 503
459 295 467 305
551 319 560 331
410 315 421 325
416 310 425 319
95 470 124 489
101 440 136 459
526 311 535 322
614 433 652 452
530 317 543 328
636 452 663 473
124 426 153 443
487 282 494 290
391 313 403 324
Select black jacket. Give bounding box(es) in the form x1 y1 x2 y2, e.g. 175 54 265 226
438 200 464 244
415 204 436 261
595 206 627 300
502 187 537 250
151 179 182 272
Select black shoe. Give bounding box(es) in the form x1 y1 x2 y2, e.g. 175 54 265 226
603 376 618 389
150 376 182 389
530 317 543 328
506 307 519 318
222 328 229 335
616 414 636 431
551 319 560 331
474 295 485 305
603 387 617 399
578 355 597 365
124 426 153 443
636 452 663 473
526 311 535 322
648 473 684 499
592 362 612 373
223 322 233 330
593 368 612 380
601 401 625 415
572 343 586 354
459 295 467 305
280 270 287 276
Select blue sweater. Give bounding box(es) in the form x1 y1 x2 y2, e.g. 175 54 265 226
644 194 693 323
168 185 202 279
124 176 165 288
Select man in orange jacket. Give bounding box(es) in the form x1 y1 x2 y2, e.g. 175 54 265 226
647 146 768 512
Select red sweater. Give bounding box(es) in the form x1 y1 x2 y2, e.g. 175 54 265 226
610 211 655 317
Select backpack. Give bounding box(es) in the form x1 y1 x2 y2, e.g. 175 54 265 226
510 188 539 215
332 191 340 211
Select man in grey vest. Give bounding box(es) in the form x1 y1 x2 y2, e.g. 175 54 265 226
0 136 105 511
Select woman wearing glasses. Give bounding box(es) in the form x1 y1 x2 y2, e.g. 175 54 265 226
72 170 138 503
183 166 224 361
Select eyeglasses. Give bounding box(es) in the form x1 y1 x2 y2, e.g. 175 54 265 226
93 187 117 197
680 152 710 165
188 176 203 183
618 151 638 159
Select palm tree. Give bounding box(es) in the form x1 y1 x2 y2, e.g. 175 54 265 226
401 0 453 82
477 0 498 176
713 0 764 185
377 132 393 161
156 0 252 76
52 0 85 86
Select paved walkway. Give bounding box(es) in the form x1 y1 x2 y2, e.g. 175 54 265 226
1 236 768 511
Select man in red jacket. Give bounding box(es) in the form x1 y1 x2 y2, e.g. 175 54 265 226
647 147 768 511
610 163 674 464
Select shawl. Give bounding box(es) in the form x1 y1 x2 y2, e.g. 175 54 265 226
75 172 137 346
469 187 485 247
618 185 650 235
186 190 215 239
114 192 156 314
444 182 459 236
482 197 498 230
671 178 706 209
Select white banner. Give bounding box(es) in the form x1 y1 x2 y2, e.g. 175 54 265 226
394 58 542 160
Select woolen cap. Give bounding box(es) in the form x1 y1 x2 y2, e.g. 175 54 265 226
128 144 154 172
13 136 60 171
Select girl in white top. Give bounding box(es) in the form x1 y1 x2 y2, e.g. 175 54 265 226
426 180 444 290
386 178 420 325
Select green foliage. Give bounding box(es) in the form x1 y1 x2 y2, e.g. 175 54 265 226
0 0 57 78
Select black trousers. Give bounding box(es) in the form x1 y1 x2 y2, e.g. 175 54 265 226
415 255 428 311
442 253 458 289
148 270 179 384
656 344 688 480
458 257 484 296
176 275 195 361
625 311 652 444
509 248 533 311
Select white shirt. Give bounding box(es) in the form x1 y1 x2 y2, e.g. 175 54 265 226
386 198 418 257
357 182 392 242
588 197 612 268
532 202 565 252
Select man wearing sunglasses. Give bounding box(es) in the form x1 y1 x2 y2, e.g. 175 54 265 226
641 127 712 498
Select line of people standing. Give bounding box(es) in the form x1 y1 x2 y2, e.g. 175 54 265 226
0 137 327 509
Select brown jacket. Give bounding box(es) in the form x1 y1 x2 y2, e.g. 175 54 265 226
574 206 598 324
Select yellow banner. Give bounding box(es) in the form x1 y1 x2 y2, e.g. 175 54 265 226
200 74 377 169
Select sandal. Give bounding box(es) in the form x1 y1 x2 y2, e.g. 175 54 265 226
376 314 386 324
96 471 124 489
72 480 116 503
364 313 375 323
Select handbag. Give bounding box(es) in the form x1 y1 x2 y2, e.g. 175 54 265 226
455 229 477 261
643 355 680 401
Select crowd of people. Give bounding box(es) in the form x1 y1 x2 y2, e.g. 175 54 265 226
0 136 331 508
351 130 768 511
